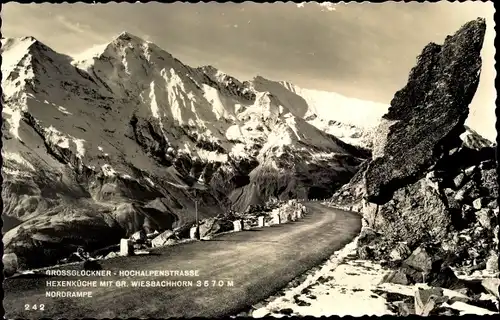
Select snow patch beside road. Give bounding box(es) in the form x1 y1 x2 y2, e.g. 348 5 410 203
250 235 498 317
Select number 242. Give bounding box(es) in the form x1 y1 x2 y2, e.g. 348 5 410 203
25 304 45 311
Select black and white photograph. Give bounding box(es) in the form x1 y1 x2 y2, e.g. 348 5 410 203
1 1 498 318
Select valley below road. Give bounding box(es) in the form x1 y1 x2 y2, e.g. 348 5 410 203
3 203 361 318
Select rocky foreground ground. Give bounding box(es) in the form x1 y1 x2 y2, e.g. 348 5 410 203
246 233 499 317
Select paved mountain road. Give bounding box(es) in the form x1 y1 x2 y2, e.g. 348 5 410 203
3 203 361 318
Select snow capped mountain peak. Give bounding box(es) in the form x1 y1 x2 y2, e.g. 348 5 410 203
461 125 495 149
1 36 57 71
107 31 159 55
1 36 39 50
115 31 147 43
1 35 373 216
248 75 391 148
72 31 179 76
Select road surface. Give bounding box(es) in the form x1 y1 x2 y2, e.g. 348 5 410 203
3 203 361 318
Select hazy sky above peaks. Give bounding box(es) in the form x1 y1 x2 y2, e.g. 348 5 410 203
2 2 496 140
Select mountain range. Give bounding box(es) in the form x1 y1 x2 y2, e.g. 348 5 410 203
1 31 493 269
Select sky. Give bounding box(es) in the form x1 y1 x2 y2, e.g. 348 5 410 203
2 2 496 140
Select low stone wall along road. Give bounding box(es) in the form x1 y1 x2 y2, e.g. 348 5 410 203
3 203 361 318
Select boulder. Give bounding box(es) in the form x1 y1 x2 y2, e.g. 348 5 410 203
131 230 147 243
252 308 271 318
388 251 463 289
393 265 428 284
199 218 233 238
414 287 446 316
403 247 436 273
396 301 415 316
472 198 484 210
151 230 175 248
485 253 499 272
357 245 374 260
463 180 483 202
426 266 463 289
481 278 500 299
3 253 19 277
464 166 477 176
146 230 160 239
374 179 451 246
381 269 410 285
363 19 486 204
105 252 118 259
475 208 494 229
454 189 466 202
480 168 499 199
389 242 412 261
486 200 498 209
453 173 465 190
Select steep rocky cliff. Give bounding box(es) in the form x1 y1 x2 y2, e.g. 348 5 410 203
330 18 497 267
1 33 368 269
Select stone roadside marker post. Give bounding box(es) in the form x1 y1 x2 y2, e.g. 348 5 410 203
297 210 302 219
233 220 242 232
120 239 133 256
272 212 281 225
190 227 198 240
258 216 265 227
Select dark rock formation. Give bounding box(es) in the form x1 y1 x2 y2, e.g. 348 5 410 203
365 18 486 204
330 18 496 268
198 217 234 238
382 246 468 290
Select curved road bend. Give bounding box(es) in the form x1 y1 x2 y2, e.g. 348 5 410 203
4 202 361 318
